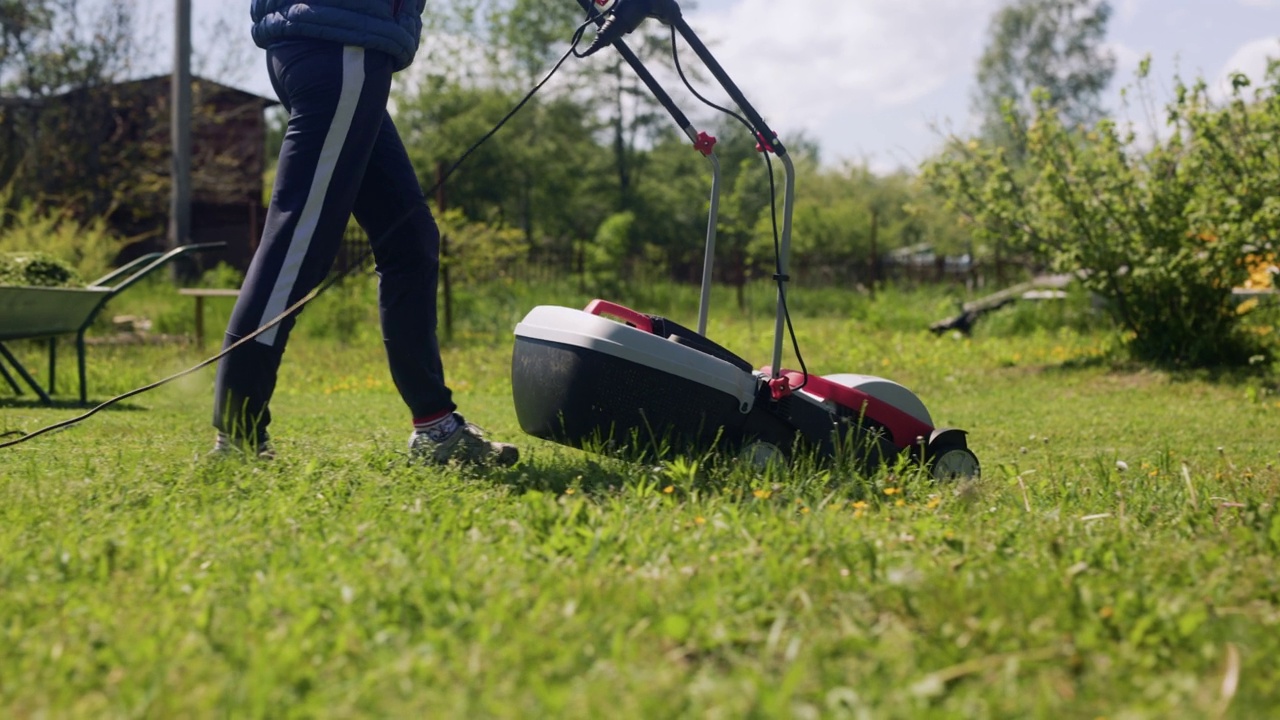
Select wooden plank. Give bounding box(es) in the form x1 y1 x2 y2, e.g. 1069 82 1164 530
178 288 241 298
178 288 240 346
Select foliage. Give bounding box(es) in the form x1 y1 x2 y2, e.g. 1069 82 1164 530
583 210 635 294
0 250 77 286
924 63 1280 367
396 78 611 271
972 0 1116 154
0 188 125 280
189 262 245 291
437 208 529 283
0 0 135 96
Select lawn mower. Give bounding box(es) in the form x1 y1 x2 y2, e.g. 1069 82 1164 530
510 0 980 479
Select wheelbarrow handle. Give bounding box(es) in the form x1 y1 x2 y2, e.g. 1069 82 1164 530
89 252 165 288
99 242 227 297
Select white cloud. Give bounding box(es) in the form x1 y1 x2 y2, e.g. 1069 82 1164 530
1212 37 1280 97
1220 37 1280 78
685 0 1003 138
1114 0 1146 24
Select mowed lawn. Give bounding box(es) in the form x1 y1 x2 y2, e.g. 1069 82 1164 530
1 285 1278 718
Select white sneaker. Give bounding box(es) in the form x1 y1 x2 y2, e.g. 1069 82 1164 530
209 432 275 461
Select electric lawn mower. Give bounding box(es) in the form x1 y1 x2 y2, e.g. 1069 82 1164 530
510 0 980 480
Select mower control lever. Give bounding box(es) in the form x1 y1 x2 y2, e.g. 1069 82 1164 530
582 0 683 56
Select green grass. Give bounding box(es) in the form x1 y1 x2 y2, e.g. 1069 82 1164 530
2 277 1278 718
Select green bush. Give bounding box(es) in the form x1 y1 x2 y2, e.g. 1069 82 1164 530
924 61 1280 367
583 211 636 295
0 187 127 282
0 251 80 287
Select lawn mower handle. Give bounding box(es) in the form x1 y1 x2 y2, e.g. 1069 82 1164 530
580 0 787 158
577 0 797 378
575 0 728 337
572 0 695 139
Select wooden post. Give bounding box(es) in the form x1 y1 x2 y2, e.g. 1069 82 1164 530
169 0 192 258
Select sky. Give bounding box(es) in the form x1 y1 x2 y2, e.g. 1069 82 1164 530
681 0 1280 171
149 0 1279 174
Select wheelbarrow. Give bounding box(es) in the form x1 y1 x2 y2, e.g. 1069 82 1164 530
0 242 223 404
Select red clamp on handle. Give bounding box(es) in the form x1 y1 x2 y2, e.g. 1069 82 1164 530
694 132 717 157
584 299 654 334
767 375 792 400
756 131 778 154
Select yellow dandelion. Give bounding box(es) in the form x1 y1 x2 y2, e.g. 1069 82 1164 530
926 497 941 509
851 501 869 510
565 488 576 495
663 485 675 494
895 499 906 508
753 489 772 499
694 516 706 525
883 487 900 496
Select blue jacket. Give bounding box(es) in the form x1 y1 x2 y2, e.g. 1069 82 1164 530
250 1 426 71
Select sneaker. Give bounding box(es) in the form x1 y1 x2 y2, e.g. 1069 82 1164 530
409 415 519 467
209 432 276 461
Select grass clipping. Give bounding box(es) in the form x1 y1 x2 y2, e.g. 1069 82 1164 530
0 252 82 287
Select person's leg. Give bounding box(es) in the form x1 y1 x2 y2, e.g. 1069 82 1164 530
213 41 396 447
352 117 517 466
351 114 453 419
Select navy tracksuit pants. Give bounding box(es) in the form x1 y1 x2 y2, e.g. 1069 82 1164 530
214 40 453 442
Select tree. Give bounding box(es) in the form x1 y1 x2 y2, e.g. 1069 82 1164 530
1 0 138 213
0 0 136 96
925 64 1280 367
400 0 697 274
973 0 1115 153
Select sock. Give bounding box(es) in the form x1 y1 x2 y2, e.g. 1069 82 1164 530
414 411 459 442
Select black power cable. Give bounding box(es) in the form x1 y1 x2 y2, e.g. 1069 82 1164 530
0 19 593 452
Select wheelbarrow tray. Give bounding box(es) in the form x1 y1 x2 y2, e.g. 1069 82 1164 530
0 243 223 404
0 285 112 341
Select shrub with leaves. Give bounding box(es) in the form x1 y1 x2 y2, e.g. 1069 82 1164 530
0 251 81 287
0 187 126 282
436 209 529 284
924 60 1280 366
